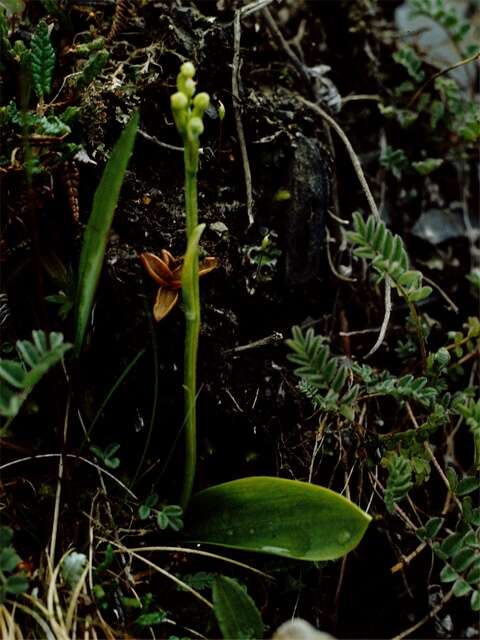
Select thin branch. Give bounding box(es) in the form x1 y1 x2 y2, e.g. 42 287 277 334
365 278 392 358
408 50 480 108
106 541 213 609
297 97 380 219
223 331 284 355
49 393 71 563
232 10 254 227
0 453 137 499
423 274 459 314
262 7 311 89
325 227 357 283
390 541 427 574
391 587 454 640
240 0 275 18
298 96 392 357
115 545 272 579
138 129 185 153
406 402 462 511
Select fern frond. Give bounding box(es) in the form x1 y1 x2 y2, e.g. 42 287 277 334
31 20 55 99
287 326 358 419
384 453 413 513
353 362 438 407
0 331 72 418
108 0 136 42
347 212 432 304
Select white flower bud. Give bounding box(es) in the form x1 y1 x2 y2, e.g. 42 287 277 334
188 116 204 139
171 92 188 111
184 78 196 98
180 61 195 78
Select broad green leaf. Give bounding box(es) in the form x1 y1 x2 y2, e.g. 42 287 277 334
451 547 477 573
0 385 23 417
212 575 264 640
412 158 444 175
471 589 480 611
135 611 167 626
456 476 480 496
440 564 458 583
185 477 371 561
0 360 25 389
446 467 458 492
74 112 139 355
453 578 472 597
5 574 28 595
0 548 20 572
440 533 463 557
424 517 444 539
467 559 480 584
138 505 151 520
0 527 13 547
407 286 432 302
398 270 420 288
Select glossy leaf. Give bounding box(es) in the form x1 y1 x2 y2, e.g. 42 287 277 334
424 517 444 539
471 590 480 611
212 575 264 640
185 477 371 561
456 476 480 496
74 112 138 354
440 564 458 583
453 578 472 597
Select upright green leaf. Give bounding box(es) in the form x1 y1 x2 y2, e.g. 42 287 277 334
212 575 264 640
185 477 371 561
31 20 55 98
74 112 139 355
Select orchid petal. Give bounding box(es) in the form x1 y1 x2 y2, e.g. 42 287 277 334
140 252 172 286
153 287 179 321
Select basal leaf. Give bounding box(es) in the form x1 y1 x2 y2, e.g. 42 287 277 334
185 476 371 561
74 112 139 355
212 575 264 640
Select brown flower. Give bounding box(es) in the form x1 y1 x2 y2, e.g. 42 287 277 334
140 249 218 321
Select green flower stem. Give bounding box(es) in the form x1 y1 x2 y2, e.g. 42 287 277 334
398 282 427 369
184 143 199 236
171 62 210 509
180 168 202 509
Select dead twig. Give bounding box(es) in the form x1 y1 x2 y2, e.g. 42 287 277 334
0 453 137 499
223 331 284 355
391 587 454 640
408 50 480 108
138 129 185 153
298 96 392 357
262 7 311 90
107 0 135 43
422 274 459 314
49 392 71 564
232 10 254 227
325 227 357 283
406 402 463 512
